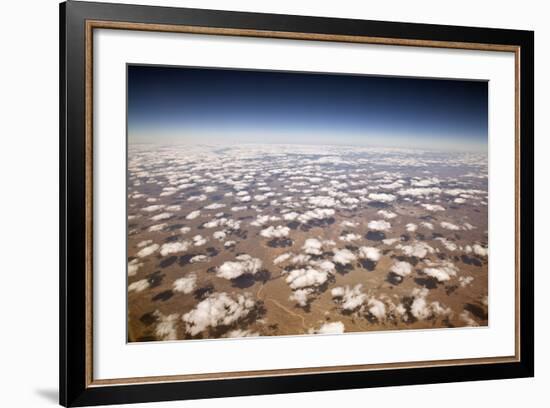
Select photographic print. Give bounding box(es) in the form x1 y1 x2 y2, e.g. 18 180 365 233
126 65 489 342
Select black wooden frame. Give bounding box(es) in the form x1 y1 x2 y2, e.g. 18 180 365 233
60 1 534 406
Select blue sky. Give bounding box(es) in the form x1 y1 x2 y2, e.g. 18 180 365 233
128 65 488 151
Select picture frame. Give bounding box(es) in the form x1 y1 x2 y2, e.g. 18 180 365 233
60 1 534 406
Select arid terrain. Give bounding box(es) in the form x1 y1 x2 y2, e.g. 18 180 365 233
127 143 488 342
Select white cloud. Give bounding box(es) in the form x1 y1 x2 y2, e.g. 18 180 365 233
435 237 458 251
420 222 434 230
213 230 226 241
142 204 165 213
473 244 488 257
282 212 299 221
289 288 313 307
186 210 201 220
459 276 474 287
421 203 445 212
339 233 362 242
367 298 387 320
153 310 179 341
224 240 236 248
148 223 167 232
204 203 226 210
190 255 209 263
173 274 197 294
297 208 335 223
137 239 152 248
440 221 461 231
377 210 397 219
260 225 290 238
182 292 257 336
217 254 263 279
160 241 189 256
368 220 391 231
406 223 418 232
358 246 381 261
128 259 143 276
137 243 160 258
396 242 434 258
316 321 345 334
308 196 337 207
390 261 413 277
286 267 329 289
128 279 149 292
333 248 357 265
410 288 451 320
460 310 479 326
368 193 396 202
151 212 173 221
180 226 191 234
398 187 442 197
192 235 207 246
224 329 260 338
302 238 323 255
423 260 459 282
273 253 292 265
332 284 366 311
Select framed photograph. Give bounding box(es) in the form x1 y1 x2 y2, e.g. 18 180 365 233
60 1 534 406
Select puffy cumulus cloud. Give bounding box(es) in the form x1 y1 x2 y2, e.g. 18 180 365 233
182 292 257 336
435 237 458 251
390 261 413 277
341 220 359 228
339 233 362 242
273 252 292 265
192 235 207 246
290 254 311 265
166 204 181 212
153 310 179 341
459 276 474 287
204 203 226 210
128 279 149 292
203 185 218 193
231 205 247 212
173 274 197 294
396 241 434 258
137 239 153 248
410 288 452 320
460 310 479 326
224 240 236 248
137 243 160 258
302 238 323 255
203 218 226 229
421 203 445 212
368 220 391 231
224 329 260 338
368 193 396 203
148 223 167 232
187 194 207 202
128 259 143 277
213 230 226 241
190 255 209 263
297 208 335 223
160 241 189 256
180 226 191 234
186 210 201 220
308 196 337 207
333 248 357 265
367 298 387 320
142 204 165 213
358 246 381 261
282 212 299 221
420 222 434 230
422 260 459 282
411 177 440 187
440 221 461 231
309 259 336 274
406 223 418 233
454 197 466 204
380 181 403 190
289 288 314 307
331 284 366 311
286 267 330 289
315 321 345 334
151 212 173 222
382 238 400 246
398 187 442 197
260 225 290 239
217 254 263 280
473 244 488 257
250 214 281 227
377 209 397 219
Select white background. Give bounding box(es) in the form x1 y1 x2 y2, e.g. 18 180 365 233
0 0 545 407
94 29 516 379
